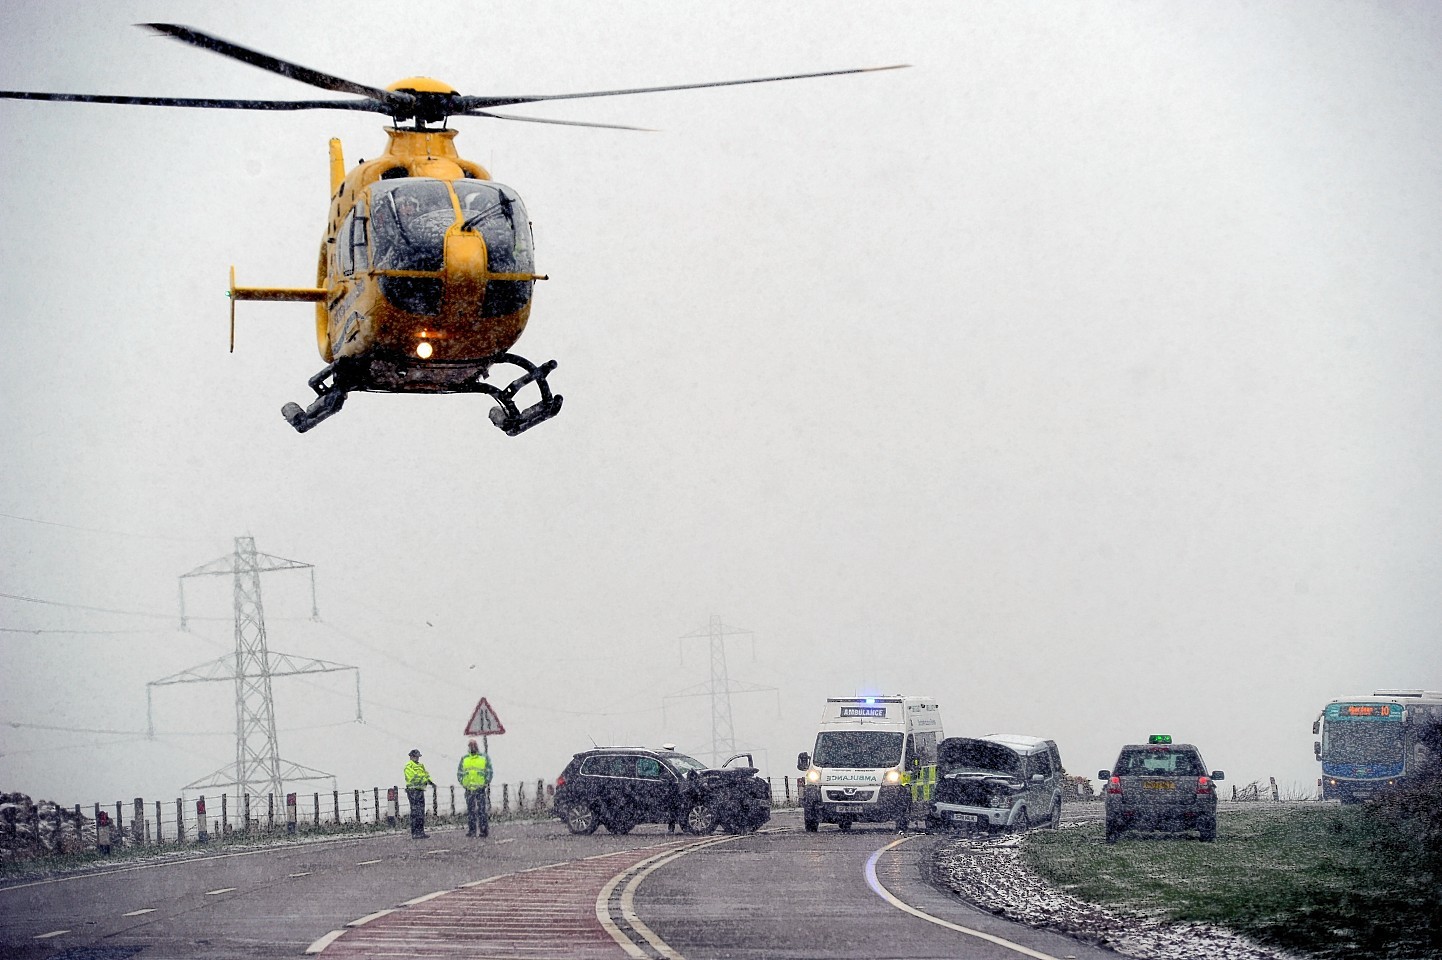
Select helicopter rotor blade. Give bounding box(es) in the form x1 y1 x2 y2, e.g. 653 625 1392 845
454 64 910 111
458 108 654 132
139 23 405 108
0 89 391 113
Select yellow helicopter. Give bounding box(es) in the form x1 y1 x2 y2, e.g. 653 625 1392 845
1 24 905 434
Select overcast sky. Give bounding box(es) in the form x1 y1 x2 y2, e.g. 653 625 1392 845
2 1 1439 808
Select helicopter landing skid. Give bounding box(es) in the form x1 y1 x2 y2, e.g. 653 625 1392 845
470 353 564 437
281 362 351 434
279 354 562 436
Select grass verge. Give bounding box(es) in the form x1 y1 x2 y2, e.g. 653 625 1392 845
1023 805 1442 959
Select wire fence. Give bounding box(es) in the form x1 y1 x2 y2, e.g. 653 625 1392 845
2 777 806 863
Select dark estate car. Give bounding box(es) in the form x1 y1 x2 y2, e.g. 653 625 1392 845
553 747 771 836
927 734 1065 833
1099 735 1224 843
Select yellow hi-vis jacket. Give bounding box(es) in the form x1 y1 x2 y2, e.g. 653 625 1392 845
404 760 433 790
458 753 491 789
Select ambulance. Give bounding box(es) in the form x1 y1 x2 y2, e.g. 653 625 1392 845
796 695 942 831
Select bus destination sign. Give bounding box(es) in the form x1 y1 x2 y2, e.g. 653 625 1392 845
1328 703 1399 719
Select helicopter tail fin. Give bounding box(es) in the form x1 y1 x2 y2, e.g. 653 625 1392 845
227 265 327 352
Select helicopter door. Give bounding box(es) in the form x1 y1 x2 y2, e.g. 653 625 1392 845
453 180 535 318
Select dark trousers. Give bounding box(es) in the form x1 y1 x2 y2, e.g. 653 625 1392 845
406 788 427 837
465 788 489 837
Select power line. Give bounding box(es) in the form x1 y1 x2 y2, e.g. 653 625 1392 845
1 627 160 635
3 719 362 737
0 590 228 621
0 510 212 543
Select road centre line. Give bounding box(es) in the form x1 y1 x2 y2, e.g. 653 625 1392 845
865 836 1063 960
355 859 383 865
205 887 237 895
121 908 156 916
310 839 702 956
618 839 735 958
33 930 69 939
598 835 738 959
288 871 312 877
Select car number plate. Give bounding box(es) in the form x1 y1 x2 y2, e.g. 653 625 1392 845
1143 780 1175 790
950 812 979 823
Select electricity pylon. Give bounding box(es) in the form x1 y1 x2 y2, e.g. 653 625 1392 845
148 536 359 800
664 614 777 766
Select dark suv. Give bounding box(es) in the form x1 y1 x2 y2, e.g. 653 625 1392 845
1099 736 1224 843
552 747 771 835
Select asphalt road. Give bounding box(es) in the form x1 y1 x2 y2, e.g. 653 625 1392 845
0 808 1112 959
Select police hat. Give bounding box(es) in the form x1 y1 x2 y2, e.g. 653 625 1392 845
409 749 421 758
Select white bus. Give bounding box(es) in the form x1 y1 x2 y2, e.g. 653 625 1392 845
1313 689 1442 802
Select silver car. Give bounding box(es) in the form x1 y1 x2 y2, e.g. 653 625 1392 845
1099 735 1224 843
927 734 1065 832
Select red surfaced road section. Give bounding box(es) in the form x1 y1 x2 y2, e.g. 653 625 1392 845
318 839 695 959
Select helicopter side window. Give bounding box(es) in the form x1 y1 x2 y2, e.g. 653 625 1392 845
453 180 536 319
338 210 368 276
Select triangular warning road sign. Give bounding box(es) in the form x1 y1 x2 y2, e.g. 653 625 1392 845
464 697 506 737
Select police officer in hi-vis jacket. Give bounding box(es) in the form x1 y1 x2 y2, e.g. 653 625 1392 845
457 739 493 838
404 749 434 838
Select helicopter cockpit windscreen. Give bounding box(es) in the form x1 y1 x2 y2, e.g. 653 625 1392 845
370 179 454 315
453 180 535 319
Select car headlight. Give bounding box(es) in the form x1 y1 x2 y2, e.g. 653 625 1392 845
989 794 1010 808
806 769 821 783
884 769 902 784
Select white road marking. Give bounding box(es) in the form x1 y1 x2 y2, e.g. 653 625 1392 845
516 860 570 872
347 909 396 926
355 859 383 865
422 849 449 856
865 836 1063 960
304 929 346 954
205 887 236 895
0 834 365 893
33 930 69 939
288 871 312 878
402 890 447 906
121 908 157 916
597 835 738 959
496 837 515 843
